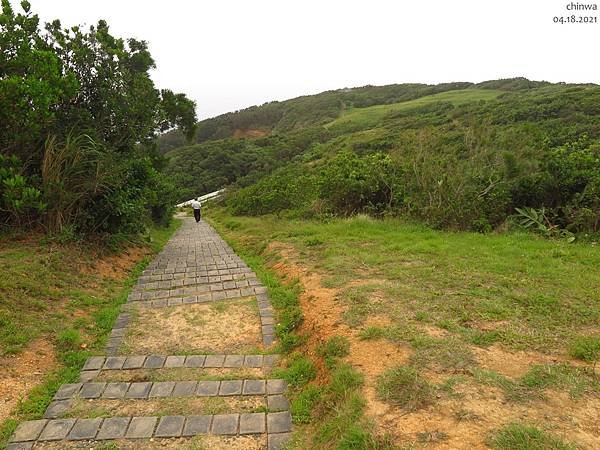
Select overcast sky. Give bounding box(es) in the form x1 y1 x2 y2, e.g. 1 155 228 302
20 0 600 119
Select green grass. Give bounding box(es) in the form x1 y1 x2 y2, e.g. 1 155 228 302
0 219 181 449
208 210 600 355
489 423 575 450
376 365 433 411
327 88 503 130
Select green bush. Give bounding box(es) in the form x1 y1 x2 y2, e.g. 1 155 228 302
0 155 45 227
319 151 403 216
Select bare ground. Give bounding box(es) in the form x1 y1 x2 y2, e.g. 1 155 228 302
122 298 262 354
0 339 57 423
67 396 265 418
34 435 266 449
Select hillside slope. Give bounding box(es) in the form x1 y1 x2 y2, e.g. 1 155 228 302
166 79 600 233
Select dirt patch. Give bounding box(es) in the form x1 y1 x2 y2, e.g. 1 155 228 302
68 396 265 418
473 345 560 379
0 338 57 422
267 241 410 389
82 246 150 280
35 435 266 450
232 129 268 139
123 299 262 354
96 367 266 382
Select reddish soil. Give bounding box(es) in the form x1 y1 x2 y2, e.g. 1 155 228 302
232 129 268 139
0 338 57 423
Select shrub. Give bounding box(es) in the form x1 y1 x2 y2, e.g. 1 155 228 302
0 155 45 227
318 151 403 216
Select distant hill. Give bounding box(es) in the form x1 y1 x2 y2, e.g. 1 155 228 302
160 78 555 152
164 78 600 233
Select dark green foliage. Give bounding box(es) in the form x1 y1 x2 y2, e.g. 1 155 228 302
168 80 600 234
0 1 196 235
319 151 402 216
0 154 45 227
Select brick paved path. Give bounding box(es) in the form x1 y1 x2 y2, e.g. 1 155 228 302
8 219 291 450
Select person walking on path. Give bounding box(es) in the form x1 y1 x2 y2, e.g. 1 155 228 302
191 197 202 223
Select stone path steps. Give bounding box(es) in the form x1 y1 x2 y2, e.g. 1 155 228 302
8 219 291 450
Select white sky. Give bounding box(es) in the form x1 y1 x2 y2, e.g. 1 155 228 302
18 0 600 119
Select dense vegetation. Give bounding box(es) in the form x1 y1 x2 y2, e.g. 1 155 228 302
166 79 600 234
0 0 196 237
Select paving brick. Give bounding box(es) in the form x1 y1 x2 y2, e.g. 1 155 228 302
54 383 81 400
67 418 102 440
164 355 186 368
239 413 265 434
267 379 287 395
263 334 276 346
268 395 290 411
149 381 175 398
126 416 157 438
196 380 220 396
184 355 206 367
144 355 166 369
44 400 71 419
210 414 239 435
103 356 126 370
262 325 275 335
126 382 152 399
79 370 99 382
240 287 255 297
80 382 106 399
123 355 146 369
10 420 47 442
6 442 34 450
204 354 225 367
83 356 105 371
211 291 226 301
182 415 212 436
103 382 130 399
96 417 130 440
155 416 185 437
219 380 242 396
267 412 292 433
223 354 244 367
261 316 275 325
242 379 265 395
263 354 280 367
172 381 198 397
38 419 76 441
268 432 292 450
244 355 263 368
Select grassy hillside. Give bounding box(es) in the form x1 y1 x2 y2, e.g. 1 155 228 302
165 79 600 235
326 88 504 130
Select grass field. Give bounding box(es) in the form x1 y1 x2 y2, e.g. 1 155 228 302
209 209 600 449
327 88 503 130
